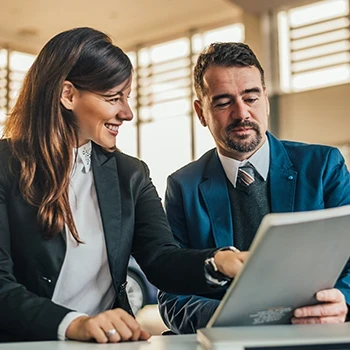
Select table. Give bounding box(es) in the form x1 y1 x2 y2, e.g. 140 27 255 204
0 335 203 350
2 325 350 350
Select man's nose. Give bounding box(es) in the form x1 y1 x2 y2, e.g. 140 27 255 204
232 101 250 120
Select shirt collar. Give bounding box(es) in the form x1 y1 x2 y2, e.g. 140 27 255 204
74 141 92 173
218 137 270 187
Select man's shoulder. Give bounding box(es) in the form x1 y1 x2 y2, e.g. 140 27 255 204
275 138 344 169
170 148 216 179
279 139 339 157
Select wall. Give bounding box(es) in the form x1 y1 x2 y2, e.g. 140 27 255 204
278 84 350 146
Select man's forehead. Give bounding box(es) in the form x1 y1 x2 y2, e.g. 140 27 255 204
204 64 261 80
203 66 263 93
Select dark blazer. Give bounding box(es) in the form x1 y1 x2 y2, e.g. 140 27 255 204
159 132 350 334
0 139 216 341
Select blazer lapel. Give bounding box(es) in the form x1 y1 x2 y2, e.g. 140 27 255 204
91 145 122 282
267 133 297 213
199 150 234 247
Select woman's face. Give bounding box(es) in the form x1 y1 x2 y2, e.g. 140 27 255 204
61 78 133 149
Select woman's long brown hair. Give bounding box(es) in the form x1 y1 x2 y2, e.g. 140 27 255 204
3 27 132 241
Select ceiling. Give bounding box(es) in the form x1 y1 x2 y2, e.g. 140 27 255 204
0 0 319 54
227 0 320 13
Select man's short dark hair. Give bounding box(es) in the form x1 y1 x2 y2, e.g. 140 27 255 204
194 42 265 100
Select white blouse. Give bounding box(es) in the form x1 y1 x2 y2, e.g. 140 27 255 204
51 141 115 340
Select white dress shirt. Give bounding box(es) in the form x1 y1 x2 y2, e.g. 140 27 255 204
217 138 270 186
51 141 115 340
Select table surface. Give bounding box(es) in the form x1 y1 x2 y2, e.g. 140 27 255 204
0 335 204 350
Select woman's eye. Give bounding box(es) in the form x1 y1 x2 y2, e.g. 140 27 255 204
108 98 120 103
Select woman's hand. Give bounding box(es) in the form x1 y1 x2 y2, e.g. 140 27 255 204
214 250 250 278
66 308 151 343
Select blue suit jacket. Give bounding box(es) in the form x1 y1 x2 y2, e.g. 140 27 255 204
158 132 350 334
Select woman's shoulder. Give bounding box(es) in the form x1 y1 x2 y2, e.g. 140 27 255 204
113 149 149 174
0 139 15 181
93 143 147 172
113 149 142 163
0 139 12 160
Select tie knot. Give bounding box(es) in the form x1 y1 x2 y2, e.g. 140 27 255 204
238 164 255 186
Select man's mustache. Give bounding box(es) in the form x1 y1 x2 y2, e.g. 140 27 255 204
226 120 259 133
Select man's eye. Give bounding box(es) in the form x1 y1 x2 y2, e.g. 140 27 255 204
108 98 120 103
245 98 258 104
216 101 230 107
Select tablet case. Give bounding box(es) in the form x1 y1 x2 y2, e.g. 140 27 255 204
207 205 350 328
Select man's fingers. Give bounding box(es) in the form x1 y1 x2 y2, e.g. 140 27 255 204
291 316 345 325
293 289 347 325
294 289 347 320
294 303 346 318
316 288 345 303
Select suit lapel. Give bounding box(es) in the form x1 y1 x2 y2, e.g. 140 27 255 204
267 133 297 213
91 145 122 283
199 150 234 247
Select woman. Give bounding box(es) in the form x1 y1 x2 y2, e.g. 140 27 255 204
0 27 237 343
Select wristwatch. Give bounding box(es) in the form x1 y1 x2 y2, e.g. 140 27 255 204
204 246 239 285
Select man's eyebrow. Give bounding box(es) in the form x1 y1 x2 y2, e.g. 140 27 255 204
211 88 262 103
242 87 262 94
212 94 233 103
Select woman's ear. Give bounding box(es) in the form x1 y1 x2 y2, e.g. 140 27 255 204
60 81 75 110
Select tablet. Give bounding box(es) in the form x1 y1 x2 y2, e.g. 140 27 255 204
198 323 350 350
207 205 350 328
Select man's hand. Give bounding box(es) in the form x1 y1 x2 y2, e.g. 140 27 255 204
214 250 250 278
66 308 151 343
291 288 348 324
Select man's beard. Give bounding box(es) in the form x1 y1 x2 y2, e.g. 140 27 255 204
225 120 262 153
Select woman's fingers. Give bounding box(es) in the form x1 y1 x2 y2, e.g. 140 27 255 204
214 250 250 278
66 308 149 343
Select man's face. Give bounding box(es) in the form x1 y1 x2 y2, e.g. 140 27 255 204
194 65 269 160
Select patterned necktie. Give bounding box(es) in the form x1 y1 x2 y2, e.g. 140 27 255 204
237 164 255 187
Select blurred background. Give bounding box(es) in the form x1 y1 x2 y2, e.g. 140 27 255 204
1 0 350 334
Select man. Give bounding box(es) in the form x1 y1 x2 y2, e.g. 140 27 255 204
158 42 350 334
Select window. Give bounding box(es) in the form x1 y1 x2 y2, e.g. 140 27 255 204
0 49 36 134
278 0 350 92
119 24 244 198
1 24 244 199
